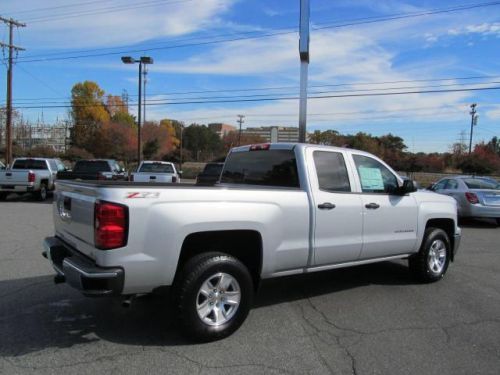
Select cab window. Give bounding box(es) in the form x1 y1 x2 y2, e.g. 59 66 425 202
353 154 399 194
313 151 351 192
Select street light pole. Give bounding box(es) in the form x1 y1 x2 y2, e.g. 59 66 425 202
137 61 142 163
121 56 153 164
468 103 477 155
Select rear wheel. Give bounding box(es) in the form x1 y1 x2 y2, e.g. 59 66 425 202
173 252 254 342
0 192 7 201
36 183 48 201
409 227 451 283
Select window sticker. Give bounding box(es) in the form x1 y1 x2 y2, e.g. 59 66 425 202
358 166 384 190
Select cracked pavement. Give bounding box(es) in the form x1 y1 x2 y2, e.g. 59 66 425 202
1 198 500 374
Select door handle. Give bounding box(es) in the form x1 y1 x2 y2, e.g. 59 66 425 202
318 202 336 210
365 203 380 209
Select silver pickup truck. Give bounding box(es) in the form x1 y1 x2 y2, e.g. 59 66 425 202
43 143 461 341
0 157 66 201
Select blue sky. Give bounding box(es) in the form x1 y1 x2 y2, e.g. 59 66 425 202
1 0 499 152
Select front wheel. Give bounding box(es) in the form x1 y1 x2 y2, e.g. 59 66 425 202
174 252 254 342
409 228 451 283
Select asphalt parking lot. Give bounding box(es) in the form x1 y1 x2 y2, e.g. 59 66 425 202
1 195 499 375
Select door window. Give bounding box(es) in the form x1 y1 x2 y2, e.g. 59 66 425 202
445 179 459 190
433 179 448 191
313 151 351 192
353 154 399 194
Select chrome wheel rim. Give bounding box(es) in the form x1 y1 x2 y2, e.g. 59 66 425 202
196 272 241 326
428 239 447 274
40 186 47 200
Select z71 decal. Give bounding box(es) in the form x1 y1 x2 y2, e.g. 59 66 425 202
126 192 160 199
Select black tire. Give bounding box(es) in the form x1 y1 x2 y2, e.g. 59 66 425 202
409 227 451 283
496 218 500 226
36 183 48 201
0 192 7 201
173 252 254 342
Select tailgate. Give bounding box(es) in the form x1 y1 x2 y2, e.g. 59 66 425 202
0 170 30 186
54 182 99 259
133 173 174 183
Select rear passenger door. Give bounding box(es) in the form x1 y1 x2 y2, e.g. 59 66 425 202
308 149 364 266
351 154 418 259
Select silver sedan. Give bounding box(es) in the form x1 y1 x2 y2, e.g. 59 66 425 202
429 176 500 224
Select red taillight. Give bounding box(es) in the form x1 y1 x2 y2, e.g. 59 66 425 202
28 171 35 183
249 143 271 151
172 176 177 183
94 201 128 250
97 172 106 180
465 192 479 204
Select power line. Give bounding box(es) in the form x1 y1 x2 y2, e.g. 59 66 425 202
24 0 194 23
7 0 115 16
5 75 500 104
9 1 500 64
314 1 500 31
11 85 500 109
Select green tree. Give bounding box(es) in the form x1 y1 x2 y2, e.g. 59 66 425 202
183 124 223 161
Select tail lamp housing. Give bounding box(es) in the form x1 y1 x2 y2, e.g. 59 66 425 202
28 171 35 183
465 192 479 204
94 201 128 250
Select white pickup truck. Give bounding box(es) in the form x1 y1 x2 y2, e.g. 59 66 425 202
130 161 180 183
0 157 66 201
43 143 461 341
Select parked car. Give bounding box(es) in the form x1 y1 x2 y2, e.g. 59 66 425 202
43 143 461 341
429 176 500 223
130 161 180 183
57 159 127 181
0 157 65 201
196 162 224 185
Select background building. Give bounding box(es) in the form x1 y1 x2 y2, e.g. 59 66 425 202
208 123 237 138
242 126 299 143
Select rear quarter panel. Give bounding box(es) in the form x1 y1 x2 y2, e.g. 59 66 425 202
63 186 310 294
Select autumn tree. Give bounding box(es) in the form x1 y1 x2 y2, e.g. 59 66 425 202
106 95 136 127
70 81 110 151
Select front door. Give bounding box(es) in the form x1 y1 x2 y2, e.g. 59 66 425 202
351 154 418 259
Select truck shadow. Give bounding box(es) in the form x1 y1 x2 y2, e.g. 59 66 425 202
458 217 498 228
0 261 413 356
0 193 53 204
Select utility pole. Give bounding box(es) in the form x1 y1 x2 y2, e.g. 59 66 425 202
468 103 478 155
0 16 26 166
237 115 245 146
143 66 148 124
298 0 310 143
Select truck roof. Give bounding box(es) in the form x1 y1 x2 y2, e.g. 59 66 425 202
230 142 377 157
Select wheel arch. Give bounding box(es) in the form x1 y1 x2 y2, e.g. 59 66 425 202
425 218 456 260
176 230 263 289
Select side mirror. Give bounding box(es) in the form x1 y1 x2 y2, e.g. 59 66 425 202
426 184 435 191
399 179 417 195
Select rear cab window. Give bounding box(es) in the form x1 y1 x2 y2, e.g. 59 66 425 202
464 179 500 190
12 159 48 170
352 154 399 194
139 163 174 173
220 148 299 188
74 161 111 172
